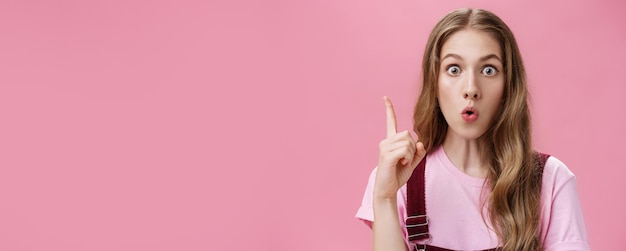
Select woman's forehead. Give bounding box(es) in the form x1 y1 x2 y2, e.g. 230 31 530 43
440 29 502 61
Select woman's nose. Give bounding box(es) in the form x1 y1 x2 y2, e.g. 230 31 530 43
464 92 478 99
463 73 480 100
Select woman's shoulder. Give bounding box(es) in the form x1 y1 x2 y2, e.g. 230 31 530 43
542 155 576 180
540 154 579 198
538 154 590 250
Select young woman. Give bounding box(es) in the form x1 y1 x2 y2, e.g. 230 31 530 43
356 8 589 251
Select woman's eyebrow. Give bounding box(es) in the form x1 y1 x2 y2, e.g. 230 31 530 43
441 53 462 61
480 54 502 62
441 53 502 62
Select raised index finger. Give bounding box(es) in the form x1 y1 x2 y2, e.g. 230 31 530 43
383 96 397 137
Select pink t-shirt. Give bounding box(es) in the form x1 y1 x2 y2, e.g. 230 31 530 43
355 146 589 250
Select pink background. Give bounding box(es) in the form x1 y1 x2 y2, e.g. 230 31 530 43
0 0 624 250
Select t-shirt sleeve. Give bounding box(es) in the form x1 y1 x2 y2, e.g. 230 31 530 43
355 167 412 248
541 157 590 251
355 167 377 227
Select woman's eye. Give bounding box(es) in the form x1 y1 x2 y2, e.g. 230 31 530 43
481 66 498 76
446 66 461 75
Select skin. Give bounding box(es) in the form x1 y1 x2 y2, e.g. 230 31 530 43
372 29 505 251
438 29 505 178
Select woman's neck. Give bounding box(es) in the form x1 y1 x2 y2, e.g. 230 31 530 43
442 132 489 178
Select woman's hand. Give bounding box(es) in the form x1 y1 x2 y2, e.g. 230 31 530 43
374 96 426 200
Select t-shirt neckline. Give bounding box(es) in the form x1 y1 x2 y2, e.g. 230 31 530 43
432 145 488 188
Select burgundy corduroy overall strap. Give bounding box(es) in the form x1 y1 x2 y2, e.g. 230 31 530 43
405 152 550 251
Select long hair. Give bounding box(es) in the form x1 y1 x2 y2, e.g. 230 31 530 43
412 8 541 250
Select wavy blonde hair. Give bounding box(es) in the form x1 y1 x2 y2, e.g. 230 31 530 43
412 8 542 250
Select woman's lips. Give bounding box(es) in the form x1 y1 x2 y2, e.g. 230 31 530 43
462 107 479 122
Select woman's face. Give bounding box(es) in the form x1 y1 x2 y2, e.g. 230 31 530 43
437 29 505 140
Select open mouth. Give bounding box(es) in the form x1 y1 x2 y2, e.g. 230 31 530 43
462 107 477 115
462 107 478 122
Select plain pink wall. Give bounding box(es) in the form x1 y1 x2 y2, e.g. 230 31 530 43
0 0 624 250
